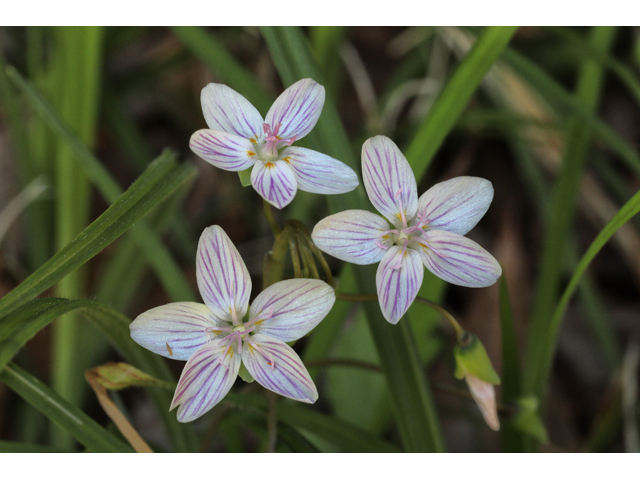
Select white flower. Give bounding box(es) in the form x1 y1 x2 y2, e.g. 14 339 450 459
189 78 358 209
130 226 335 422
312 135 501 324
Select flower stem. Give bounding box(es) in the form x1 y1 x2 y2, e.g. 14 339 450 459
336 292 466 340
262 199 281 236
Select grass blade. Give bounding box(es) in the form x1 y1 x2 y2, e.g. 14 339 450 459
0 149 195 318
405 26 519 178
0 363 133 453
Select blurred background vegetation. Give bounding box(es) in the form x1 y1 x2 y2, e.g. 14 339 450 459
0 26 639 453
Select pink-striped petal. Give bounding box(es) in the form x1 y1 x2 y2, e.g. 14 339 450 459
311 210 390 265
265 78 324 141
466 374 500 431
362 136 418 227
376 246 424 324
242 334 317 404
249 279 335 342
250 159 297 209
417 177 494 236
196 226 251 322
189 129 257 172
130 302 222 361
418 230 501 287
201 83 264 141
280 146 359 195
170 340 241 422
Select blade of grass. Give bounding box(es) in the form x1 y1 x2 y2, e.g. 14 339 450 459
0 363 133 453
0 149 195 318
530 187 640 405
50 28 104 448
261 25 444 452
498 274 525 452
7 66 197 304
404 26 519 178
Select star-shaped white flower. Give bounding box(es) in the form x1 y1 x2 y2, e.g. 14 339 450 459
311 135 501 324
189 78 359 209
130 226 335 422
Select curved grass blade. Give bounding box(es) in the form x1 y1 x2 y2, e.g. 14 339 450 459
261 25 444 452
498 274 525 452
0 149 195 319
0 363 133 453
6 66 197 304
404 26 519 178
528 188 640 402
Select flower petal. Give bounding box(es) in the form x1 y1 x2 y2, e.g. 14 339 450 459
362 136 418 227
376 246 424 324
280 146 359 195
242 334 317 404
170 340 241 422
418 230 501 287
130 302 222 361
265 78 324 141
196 226 252 321
417 177 494 235
311 210 390 265
201 83 264 141
250 159 297 209
189 129 257 172
466 374 500 431
249 279 335 342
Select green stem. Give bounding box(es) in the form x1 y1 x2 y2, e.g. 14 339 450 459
337 293 465 338
262 199 281 236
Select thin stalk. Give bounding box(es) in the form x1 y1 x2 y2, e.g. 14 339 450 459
50 26 104 450
262 199 281 236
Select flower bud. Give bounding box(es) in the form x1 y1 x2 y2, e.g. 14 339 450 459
454 332 501 430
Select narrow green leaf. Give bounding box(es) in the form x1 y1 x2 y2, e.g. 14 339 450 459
498 274 525 452
261 25 444 452
0 363 133 453
0 298 93 371
7 66 197 303
405 26 519 178
529 188 640 401
0 149 195 319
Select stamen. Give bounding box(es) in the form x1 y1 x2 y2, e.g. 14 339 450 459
394 188 408 228
245 306 275 328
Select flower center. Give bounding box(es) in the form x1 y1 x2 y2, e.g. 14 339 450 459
209 308 277 370
256 123 296 162
376 211 431 269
